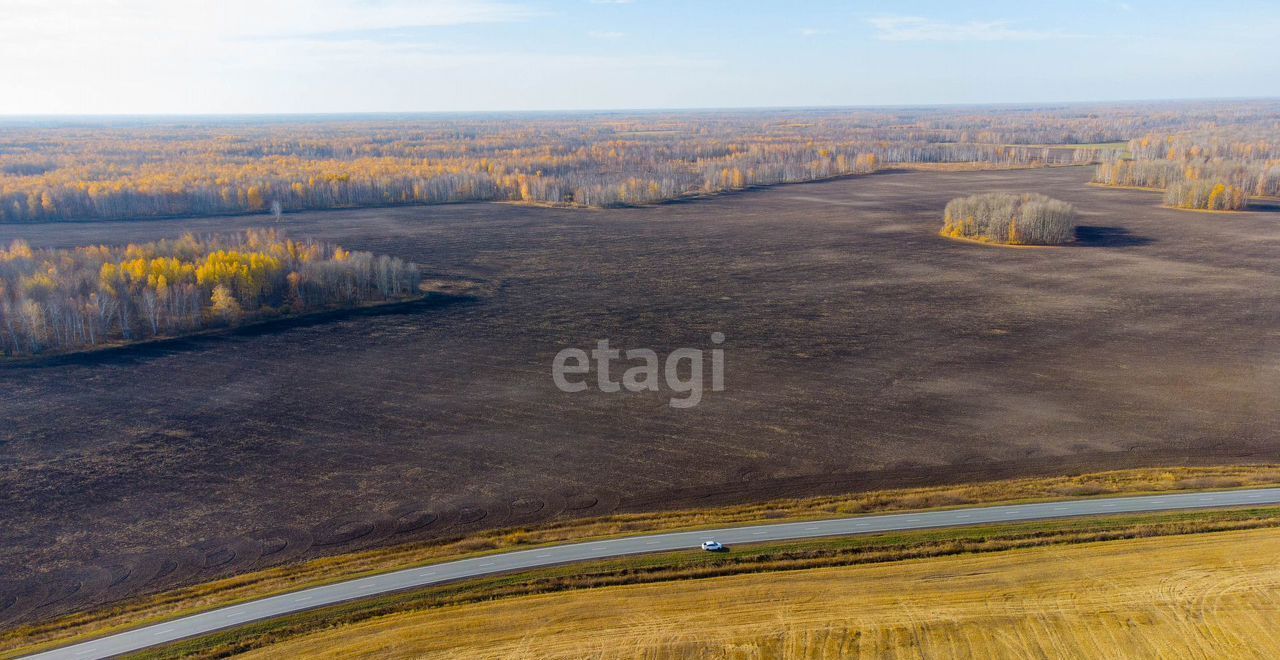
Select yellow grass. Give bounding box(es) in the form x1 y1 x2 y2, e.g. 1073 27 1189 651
246 527 1280 659
897 162 1091 173
1161 205 1249 215
7 465 1280 657
1086 182 1165 193
938 231 1060 249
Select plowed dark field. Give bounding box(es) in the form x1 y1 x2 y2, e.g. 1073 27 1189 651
4 166 1280 624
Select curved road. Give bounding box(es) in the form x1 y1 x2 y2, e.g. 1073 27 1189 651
27 487 1280 659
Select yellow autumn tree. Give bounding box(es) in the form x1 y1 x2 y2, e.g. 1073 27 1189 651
209 284 242 324
1208 183 1226 210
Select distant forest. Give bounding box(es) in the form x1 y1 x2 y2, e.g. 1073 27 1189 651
1092 124 1280 211
2 101 1275 222
0 230 420 356
6 102 1254 223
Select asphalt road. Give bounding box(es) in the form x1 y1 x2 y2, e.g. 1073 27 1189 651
27 487 1280 659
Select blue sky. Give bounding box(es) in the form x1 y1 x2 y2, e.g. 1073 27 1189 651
2 0 1277 114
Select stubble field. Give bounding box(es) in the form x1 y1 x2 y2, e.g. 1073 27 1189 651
240 527 1280 659
4 165 1280 624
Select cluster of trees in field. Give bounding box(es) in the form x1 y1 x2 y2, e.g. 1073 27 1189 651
942 193 1077 245
0 230 420 356
1092 127 1280 211
12 101 1260 222
1164 181 1249 211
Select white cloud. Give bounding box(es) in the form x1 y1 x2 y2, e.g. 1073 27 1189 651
0 0 534 73
868 16 1081 42
0 0 530 42
797 28 832 37
0 0 724 113
588 30 625 39
0 0 540 112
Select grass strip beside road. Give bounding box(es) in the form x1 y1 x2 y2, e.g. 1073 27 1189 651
5 464 1280 657
240 526 1280 659
136 506 1280 659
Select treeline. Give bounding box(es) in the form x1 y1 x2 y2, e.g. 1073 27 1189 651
0 138 1104 221
5 101 1273 222
0 230 420 356
942 193 1077 245
1093 128 1280 211
1164 181 1248 211
12 100 1256 222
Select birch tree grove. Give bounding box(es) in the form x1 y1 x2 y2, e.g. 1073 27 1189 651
0 231 420 356
11 99 1254 222
942 193 1077 245
1092 125 1280 210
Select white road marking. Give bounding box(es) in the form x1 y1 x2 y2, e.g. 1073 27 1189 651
293 596 312 602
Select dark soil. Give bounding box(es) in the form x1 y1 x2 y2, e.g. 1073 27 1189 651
3 166 1280 625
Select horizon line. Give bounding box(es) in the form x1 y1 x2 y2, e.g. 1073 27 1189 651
1 96 1277 121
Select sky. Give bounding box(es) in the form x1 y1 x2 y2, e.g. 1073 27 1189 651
1 0 1277 114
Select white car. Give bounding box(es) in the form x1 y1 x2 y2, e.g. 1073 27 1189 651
700 540 726 552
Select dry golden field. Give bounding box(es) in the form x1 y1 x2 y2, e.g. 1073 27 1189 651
7 465 1277 659
243 528 1280 659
